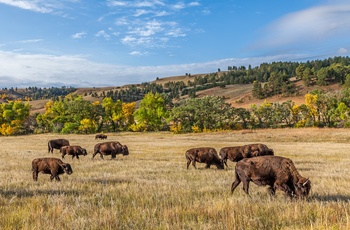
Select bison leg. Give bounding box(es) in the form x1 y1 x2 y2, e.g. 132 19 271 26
33 171 38 181
242 179 250 195
186 159 191 169
231 179 241 194
92 151 99 160
54 175 61 181
191 160 197 169
231 171 242 194
223 159 229 168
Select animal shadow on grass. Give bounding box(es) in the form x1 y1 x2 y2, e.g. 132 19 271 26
310 194 350 202
87 178 132 185
0 189 80 198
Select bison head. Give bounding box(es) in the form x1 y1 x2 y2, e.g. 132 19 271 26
122 145 129 156
294 178 311 198
81 148 87 156
62 163 73 175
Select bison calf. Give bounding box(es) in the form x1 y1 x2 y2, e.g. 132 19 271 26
32 157 73 181
231 155 311 199
61 145 87 160
95 134 107 140
185 147 224 169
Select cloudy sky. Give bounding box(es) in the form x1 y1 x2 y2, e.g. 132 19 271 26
1 0 350 88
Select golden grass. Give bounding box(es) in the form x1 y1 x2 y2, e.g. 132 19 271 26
1 128 350 229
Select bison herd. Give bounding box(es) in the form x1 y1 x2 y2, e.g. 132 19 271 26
33 136 311 199
185 143 311 199
32 135 129 181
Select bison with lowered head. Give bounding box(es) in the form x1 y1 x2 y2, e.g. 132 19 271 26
231 155 311 199
186 147 224 169
32 157 73 181
48 138 70 153
92 141 129 160
219 143 274 168
95 134 107 140
60 145 87 160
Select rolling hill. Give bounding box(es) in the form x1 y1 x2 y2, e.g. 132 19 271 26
3 71 344 114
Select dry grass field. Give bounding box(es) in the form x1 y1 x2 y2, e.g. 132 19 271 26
1 128 350 229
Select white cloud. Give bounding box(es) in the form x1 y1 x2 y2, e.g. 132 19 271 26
95 30 111 40
107 0 165 8
338 48 348 54
107 1 128 7
18 39 43 43
129 51 149 56
133 9 150 17
256 4 350 50
0 0 53 13
172 2 186 10
0 50 315 88
166 28 186 37
72 32 87 39
189 2 200 7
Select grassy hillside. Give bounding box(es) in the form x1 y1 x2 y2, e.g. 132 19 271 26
16 72 345 114
0 128 350 229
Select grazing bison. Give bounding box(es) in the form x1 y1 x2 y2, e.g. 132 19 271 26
92 141 129 160
231 155 311 198
185 147 224 169
60 145 87 160
219 143 274 168
48 139 70 153
95 134 107 140
32 157 73 181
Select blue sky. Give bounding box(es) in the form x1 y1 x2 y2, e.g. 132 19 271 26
1 0 350 88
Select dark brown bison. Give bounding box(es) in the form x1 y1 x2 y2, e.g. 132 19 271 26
219 143 274 168
48 139 70 153
95 134 107 140
185 147 224 169
92 141 129 160
231 155 311 199
32 157 73 181
60 145 87 160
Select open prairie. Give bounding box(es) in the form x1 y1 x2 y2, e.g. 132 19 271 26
1 128 350 229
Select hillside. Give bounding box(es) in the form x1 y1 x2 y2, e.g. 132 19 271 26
7 72 345 114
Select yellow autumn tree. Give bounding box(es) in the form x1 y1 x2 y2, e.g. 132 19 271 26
304 93 318 125
122 102 136 128
79 118 97 134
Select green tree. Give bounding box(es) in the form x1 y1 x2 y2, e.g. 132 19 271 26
37 95 100 133
102 97 123 131
133 92 168 131
169 96 233 133
302 67 313 87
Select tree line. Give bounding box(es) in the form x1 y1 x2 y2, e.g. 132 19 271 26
3 87 350 136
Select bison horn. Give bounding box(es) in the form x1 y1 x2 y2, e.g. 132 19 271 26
302 178 309 186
